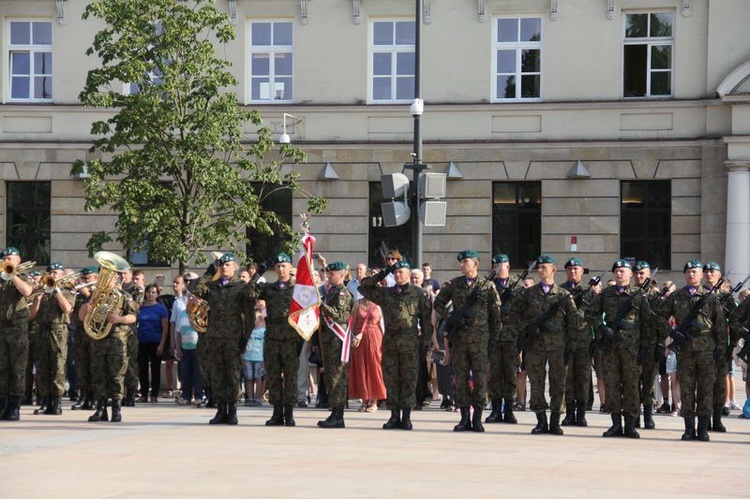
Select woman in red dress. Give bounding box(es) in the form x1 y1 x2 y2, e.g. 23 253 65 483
348 297 387 411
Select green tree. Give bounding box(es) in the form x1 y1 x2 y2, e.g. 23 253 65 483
73 0 325 273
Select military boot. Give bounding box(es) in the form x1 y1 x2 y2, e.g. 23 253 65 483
283 405 295 427
696 416 710 441
110 400 122 423
383 408 402 429
47 396 62 415
33 396 49 415
5 396 21 421
681 417 696 441
623 414 640 438
226 403 238 425
531 411 548 434
549 411 564 435
0 397 8 420
453 407 472 432
472 405 485 433
561 403 576 426
71 394 85 411
83 391 95 410
209 403 227 425
711 407 726 433
88 399 109 422
401 408 413 430
634 413 641 429
603 413 623 437
266 405 284 426
503 398 517 424
485 399 501 423
642 404 655 430
318 406 345 428
575 401 588 427
123 389 135 407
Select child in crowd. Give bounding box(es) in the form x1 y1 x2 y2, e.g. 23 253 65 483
244 301 266 406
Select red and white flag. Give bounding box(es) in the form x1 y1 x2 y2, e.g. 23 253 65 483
288 233 321 341
323 313 353 364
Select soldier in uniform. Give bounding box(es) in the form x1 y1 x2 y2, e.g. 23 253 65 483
433 250 503 433
71 266 98 411
79 260 137 423
191 253 252 425
702 262 736 433
28 262 74 416
658 260 725 441
633 261 663 430
510 255 577 436
0 247 34 420
559 258 598 428
588 259 651 438
317 261 355 429
23 270 42 405
248 252 300 427
122 269 144 406
486 254 522 424
359 260 433 430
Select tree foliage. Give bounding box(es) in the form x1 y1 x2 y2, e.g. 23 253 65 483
74 0 326 272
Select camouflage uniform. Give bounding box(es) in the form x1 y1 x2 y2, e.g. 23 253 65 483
560 280 596 425
36 289 75 406
637 286 664 424
487 276 522 422
359 276 433 410
319 283 355 410
729 296 750 350
91 299 136 403
0 278 30 403
433 274 503 426
659 285 725 438
24 307 39 404
511 282 577 432
589 284 651 428
248 280 299 408
72 292 96 408
706 286 736 431
122 283 142 399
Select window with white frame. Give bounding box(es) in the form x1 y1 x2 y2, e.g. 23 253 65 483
370 20 415 103
9 20 53 101
249 21 293 102
492 17 542 101
124 22 164 95
623 11 674 97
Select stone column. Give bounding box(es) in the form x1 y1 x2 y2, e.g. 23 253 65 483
724 161 750 282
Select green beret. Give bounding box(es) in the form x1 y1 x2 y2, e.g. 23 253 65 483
391 261 411 271
536 255 556 265
28 270 41 277
47 262 64 271
703 261 721 272
683 259 702 272
457 250 480 261
634 261 650 271
217 253 236 264
325 261 346 272
564 257 583 269
491 254 509 265
81 265 99 276
274 252 292 264
4 246 20 256
611 259 631 272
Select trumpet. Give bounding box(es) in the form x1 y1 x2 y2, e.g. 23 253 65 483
41 271 82 290
2 260 36 276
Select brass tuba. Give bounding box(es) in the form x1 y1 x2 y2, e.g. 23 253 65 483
186 293 209 334
83 251 130 341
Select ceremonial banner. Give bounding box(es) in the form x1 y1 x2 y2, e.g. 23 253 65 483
322 313 353 364
288 233 321 340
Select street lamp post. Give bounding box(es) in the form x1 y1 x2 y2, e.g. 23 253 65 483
409 0 425 267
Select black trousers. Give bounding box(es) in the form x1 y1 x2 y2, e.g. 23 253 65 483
138 342 162 397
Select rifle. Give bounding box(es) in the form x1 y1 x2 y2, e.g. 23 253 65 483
719 274 750 318
499 261 535 316
444 270 497 337
668 276 725 353
737 327 750 363
569 271 607 309
520 294 567 351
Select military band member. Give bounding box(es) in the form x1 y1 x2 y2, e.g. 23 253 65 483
588 260 651 438
28 262 74 416
510 255 577 436
122 269 144 406
658 260 725 441
702 262 736 433
0 247 34 421
317 262 355 429
359 260 433 430
559 257 597 428
433 250 503 433
486 254 521 424
633 261 662 430
24 270 42 406
248 252 300 427
71 266 98 411
191 253 252 425
79 260 137 423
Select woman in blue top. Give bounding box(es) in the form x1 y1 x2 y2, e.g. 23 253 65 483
136 284 169 403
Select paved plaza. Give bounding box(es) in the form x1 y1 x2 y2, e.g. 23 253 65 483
1 380 747 499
